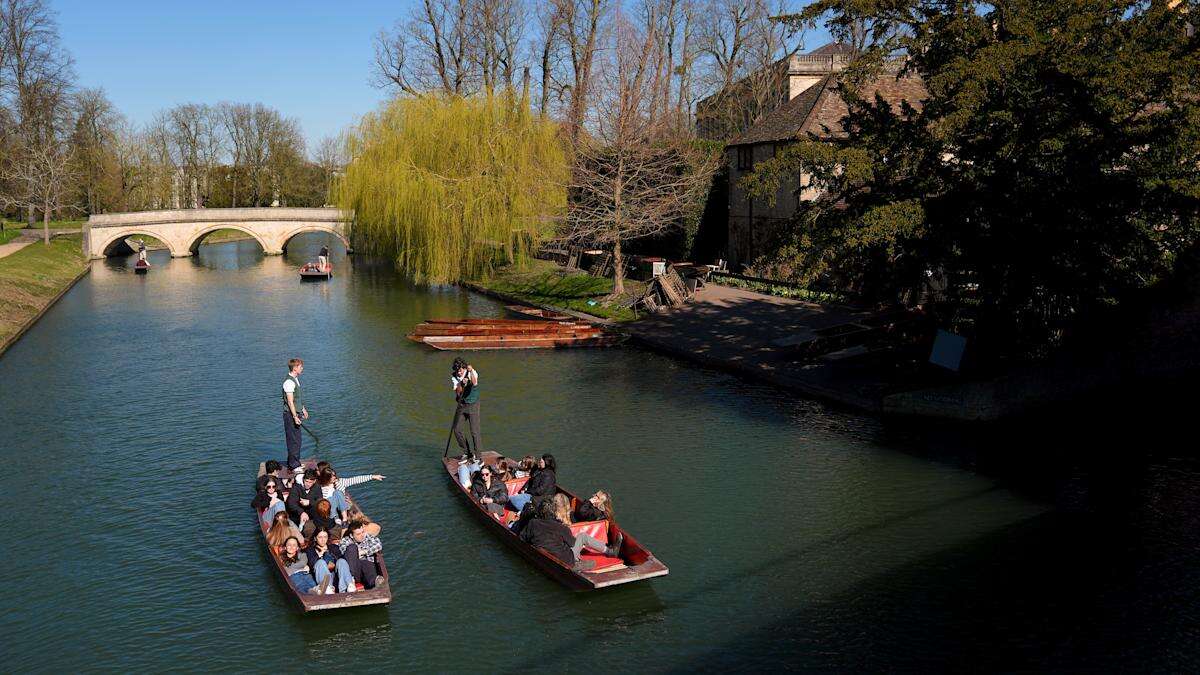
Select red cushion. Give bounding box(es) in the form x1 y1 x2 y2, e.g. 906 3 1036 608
569 520 608 542
579 553 625 572
505 477 529 494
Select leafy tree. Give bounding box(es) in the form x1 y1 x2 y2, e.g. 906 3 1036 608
745 0 1200 357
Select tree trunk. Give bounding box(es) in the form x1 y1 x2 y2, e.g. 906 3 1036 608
42 203 50 245
612 239 625 295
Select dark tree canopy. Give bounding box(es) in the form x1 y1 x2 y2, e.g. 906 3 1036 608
745 0 1200 357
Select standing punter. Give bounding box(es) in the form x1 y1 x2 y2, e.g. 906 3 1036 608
283 358 310 474
451 358 481 461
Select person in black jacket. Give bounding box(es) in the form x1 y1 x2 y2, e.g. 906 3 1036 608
519 494 621 571
509 453 557 513
574 490 613 523
469 464 509 516
286 469 320 528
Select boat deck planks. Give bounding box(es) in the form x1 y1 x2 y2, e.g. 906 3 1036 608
408 314 623 350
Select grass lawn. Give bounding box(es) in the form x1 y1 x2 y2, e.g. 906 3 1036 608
476 258 647 322
0 234 89 352
0 229 19 245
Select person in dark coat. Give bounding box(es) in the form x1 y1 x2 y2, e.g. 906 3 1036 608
519 494 621 571
286 469 320 527
509 453 557 513
469 464 509 516
573 490 613 523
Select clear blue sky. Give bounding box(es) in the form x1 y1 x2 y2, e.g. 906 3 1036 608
54 1 830 149
55 0 400 146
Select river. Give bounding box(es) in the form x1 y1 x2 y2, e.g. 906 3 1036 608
0 235 1197 672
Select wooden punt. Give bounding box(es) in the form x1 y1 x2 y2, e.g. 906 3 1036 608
134 259 150 274
504 305 573 321
411 334 622 350
299 262 332 280
254 459 392 612
441 450 669 590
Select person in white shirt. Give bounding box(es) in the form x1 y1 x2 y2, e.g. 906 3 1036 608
282 358 309 473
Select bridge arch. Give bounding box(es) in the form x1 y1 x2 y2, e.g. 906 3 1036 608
278 225 352 254
186 225 269 255
96 229 184 258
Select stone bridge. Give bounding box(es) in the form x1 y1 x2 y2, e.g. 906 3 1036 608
82 207 353 259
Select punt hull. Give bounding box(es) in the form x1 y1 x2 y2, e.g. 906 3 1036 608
255 459 392 612
441 451 669 590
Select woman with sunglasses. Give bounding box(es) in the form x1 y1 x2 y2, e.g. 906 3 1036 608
469 464 509 517
252 481 287 526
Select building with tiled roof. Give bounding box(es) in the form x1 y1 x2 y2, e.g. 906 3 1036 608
704 43 927 269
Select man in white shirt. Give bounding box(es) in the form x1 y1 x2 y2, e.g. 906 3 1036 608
282 358 309 473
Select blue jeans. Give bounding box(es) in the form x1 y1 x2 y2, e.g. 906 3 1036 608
335 558 354 592
290 571 317 594
262 500 286 525
507 493 532 512
457 461 482 487
328 489 350 516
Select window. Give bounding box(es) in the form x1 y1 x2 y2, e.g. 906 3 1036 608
737 146 754 171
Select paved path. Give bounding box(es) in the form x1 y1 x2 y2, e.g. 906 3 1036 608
0 229 80 259
622 283 896 412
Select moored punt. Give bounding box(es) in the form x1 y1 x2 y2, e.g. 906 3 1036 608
408 316 623 350
441 451 669 590
504 304 573 321
254 459 392 612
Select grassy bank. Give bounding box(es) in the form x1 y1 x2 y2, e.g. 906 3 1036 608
474 258 646 322
0 234 89 354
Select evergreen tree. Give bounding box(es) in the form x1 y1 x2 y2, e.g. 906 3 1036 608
746 0 1200 357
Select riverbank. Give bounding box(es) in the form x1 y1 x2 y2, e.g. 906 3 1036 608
0 234 90 357
472 258 646 322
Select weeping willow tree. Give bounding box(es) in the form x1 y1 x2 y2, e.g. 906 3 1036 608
336 91 568 283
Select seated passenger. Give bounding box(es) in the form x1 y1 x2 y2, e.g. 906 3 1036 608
306 528 354 594
266 510 304 549
286 469 320 528
574 490 613 523
316 468 351 523
281 536 326 595
469 464 509 516
514 455 536 478
508 453 556 513
519 494 621 571
252 481 286 525
338 519 384 591
302 498 342 539
256 460 288 493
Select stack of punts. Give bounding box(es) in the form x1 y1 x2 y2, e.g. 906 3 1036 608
407 316 623 350
254 459 392 612
442 450 669 590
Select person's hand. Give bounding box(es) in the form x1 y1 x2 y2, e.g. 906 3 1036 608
300 512 309 523
293 415 302 426
373 474 385 481
302 409 309 420
300 498 310 506
481 497 492 504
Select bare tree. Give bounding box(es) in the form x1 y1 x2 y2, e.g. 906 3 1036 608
313 134 345 203
70 87 120 214
373 0 474 95
557 0 609 143
1 0 75 225
0 134 76 243
564 8 719 295
694 0 802 139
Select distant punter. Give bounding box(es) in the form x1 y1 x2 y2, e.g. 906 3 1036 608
282 357 309 474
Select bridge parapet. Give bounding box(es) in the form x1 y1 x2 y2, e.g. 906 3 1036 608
83 207 353 259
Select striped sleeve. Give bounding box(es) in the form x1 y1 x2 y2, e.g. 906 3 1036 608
336 474 374 490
